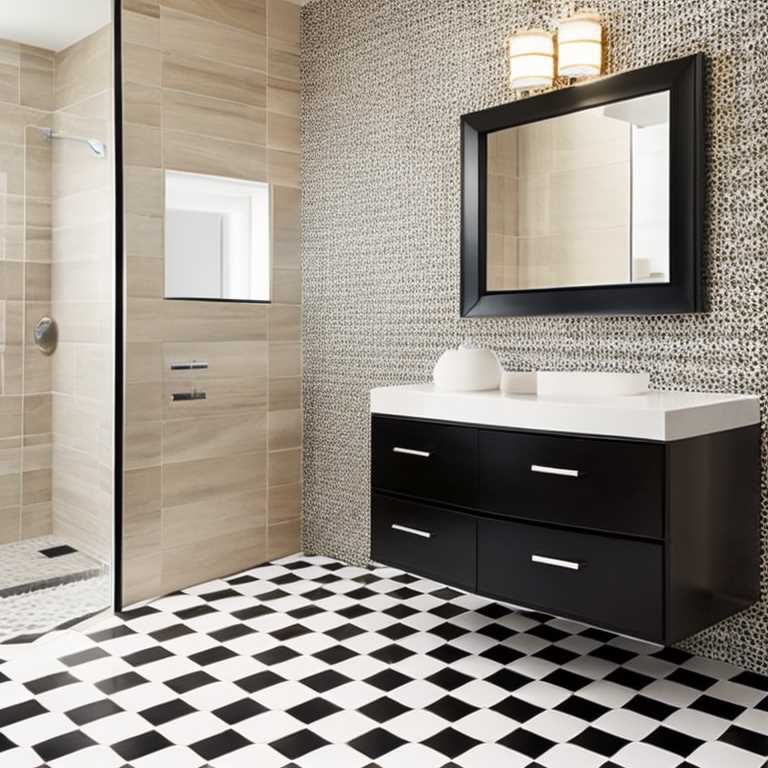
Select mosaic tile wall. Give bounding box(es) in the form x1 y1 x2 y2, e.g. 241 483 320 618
300 0 768 672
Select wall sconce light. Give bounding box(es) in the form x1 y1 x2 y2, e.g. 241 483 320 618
557 10 603 79
508 30 555 91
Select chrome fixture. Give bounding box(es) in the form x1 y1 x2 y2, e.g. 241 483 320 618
169 360 209 371
171 390 207 402
391 524 432 539
392 447 431 458
40 127 106 158
531 554 581 570
33 316 58 355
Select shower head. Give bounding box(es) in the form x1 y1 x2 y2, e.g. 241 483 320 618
41 127 106 158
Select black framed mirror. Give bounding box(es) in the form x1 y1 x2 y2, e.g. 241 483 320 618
461 54 704 317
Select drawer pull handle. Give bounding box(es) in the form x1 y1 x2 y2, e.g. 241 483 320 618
391 524 432 539
531 464 579 478
531 554 581 570
393 447 431 458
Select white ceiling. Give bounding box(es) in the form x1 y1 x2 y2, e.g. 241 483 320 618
0 0 111 52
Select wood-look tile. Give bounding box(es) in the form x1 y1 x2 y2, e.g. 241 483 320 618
162 0 266 35
268 0 300 46
162 300 267 342
272 269 301 304
268 408 301 450
163 89 266 145
273 185 300 269
163 376 267 420
124 124 162 168
161 7 266 71
124 420 162 469
25 262 51 301
163 53 266 107
0 437 21 478
127 298 164 342
125 166 163 217
0 505 20 544
54 28 112 109
163 451 267 509
0 64 19 105
269 304 300 341
161 524 266 594
22 468 51 505
164 130 266 181
23 394 51 435
123 552 163 606
267 75 299 116
163 340 268 380
268 482 300 524
124 43 162 87
127 255 164 298
124 10 162 50
269 342 301 378
124 0 160 16
268 376 300 410
125 213 163 261
267 112 298 152
0 396 22 439
268 40 298 81
22 434 52 472
0 143 25 196
127 342 163 384
0 104 51 145
0 261 23 300
163 490 266 550
124 82 162 128
267 518 300 560
268 447 300 486
124 466 162 561
24 345 52 393
163 410 267 464
268 148 300 187
126 381 164 423
21 501 52 538
20 48 54 111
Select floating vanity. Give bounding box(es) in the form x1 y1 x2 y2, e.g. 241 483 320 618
370 384 761 644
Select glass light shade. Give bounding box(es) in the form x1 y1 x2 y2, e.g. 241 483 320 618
557 11 602 78
508 30 554 90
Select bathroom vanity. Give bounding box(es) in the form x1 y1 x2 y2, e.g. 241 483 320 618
370 385 760 644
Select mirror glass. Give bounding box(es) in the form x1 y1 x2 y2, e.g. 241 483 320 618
486 91 670 292
164 170 271 301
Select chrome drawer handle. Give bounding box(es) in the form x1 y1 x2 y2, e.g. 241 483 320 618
531 554 581 570
393 447 431 458
391 524 432 539
531 464 579 478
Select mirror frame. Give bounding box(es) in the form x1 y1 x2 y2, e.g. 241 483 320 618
461 54 704 317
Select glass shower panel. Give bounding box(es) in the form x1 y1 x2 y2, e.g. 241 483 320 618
0 0 115 641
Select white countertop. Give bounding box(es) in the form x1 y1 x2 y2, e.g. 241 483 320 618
370 384 760 441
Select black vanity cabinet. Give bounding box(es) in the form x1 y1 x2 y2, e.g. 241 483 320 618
371 414 760 644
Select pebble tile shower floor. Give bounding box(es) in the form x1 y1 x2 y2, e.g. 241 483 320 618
0 554 766 767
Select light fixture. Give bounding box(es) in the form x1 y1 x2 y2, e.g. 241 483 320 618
557 10 603 79
508 30 555 91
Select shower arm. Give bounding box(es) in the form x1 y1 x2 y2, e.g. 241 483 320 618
40 127 106 158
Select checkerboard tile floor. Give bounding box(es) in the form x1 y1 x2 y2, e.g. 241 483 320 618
1 555 766 767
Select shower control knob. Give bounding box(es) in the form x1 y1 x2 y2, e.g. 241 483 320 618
33 316 58 355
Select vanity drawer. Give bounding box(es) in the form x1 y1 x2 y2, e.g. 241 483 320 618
478 518 663 641
477 430 664 538
372 416 475 507
372 494 476 590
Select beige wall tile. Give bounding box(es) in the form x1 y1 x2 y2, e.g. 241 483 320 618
25 262 51 301
269 304 300 341
124 466 161 560
127 298 164 342
125 166 163 217
268 0 300 46
269 342 301 379
272 269 301 304
267 518 300 559
163 377 267 420
269 376 300 410
163 490 266 550
124 10 162 50
161 7 267 71
20 48 54 111
163 451 267 509
163 53 266 107
164 410 266 464
163 300 267 342
23 394 51 435
127 342 163 384
125 82 162 128
269 447 300 486
163 0 266 35
123 551 163 605
164 130 266 181
125 420 162 469
0 63 20 105
273 185 300 269
163 340 267 380
268 148 299 188
0 397 22 439
268 408 300 451
268 112 298 153
267 76 299 116
125 0 160 16
22 468 51 505
0 261 23 300
125 213 163 261
127 255 164 298
124 124 162 168
124 44 162 87
268 40 298 81
163 90 266 145
268 482 299 524
0 143 25 195
0 505 20 544
126 381 164 423
21 501 52 538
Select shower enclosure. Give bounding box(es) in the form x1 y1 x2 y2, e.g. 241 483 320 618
0 0 117 640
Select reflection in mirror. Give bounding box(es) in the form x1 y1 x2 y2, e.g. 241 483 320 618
486 91 670 292
164 171 271 301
